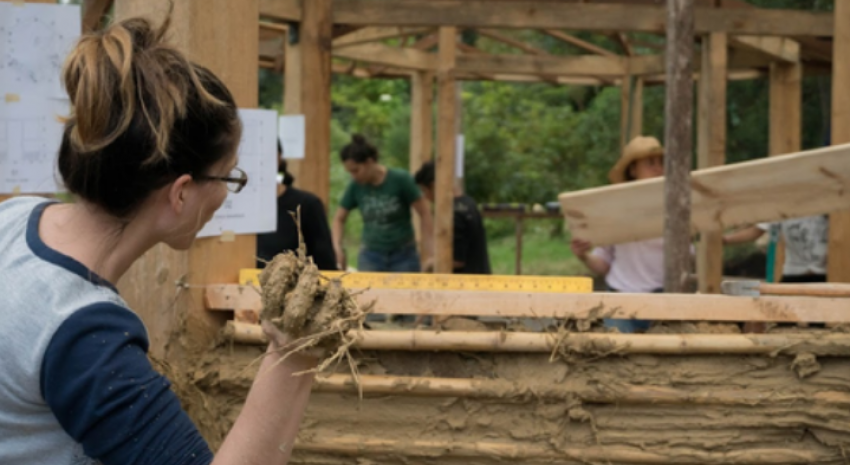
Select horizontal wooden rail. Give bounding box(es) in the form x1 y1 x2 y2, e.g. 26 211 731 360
208 284 850 323
295 436 835 463
313 373 850 406
225 322 850 356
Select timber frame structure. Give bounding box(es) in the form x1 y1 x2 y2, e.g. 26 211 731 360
26 0 841 336
252 0 840 290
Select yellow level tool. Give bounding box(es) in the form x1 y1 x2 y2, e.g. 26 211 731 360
240 269 592 294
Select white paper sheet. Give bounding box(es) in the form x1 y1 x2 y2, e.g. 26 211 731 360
198 108 278 238
0 3 81 99
455 134 465 178
0 95 67 193
278 114 305 159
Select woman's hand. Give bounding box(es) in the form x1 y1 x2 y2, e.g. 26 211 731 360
261 321 323 362
570 238 594 260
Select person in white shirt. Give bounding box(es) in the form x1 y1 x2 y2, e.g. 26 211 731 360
571 136 666 333
723 216 828 283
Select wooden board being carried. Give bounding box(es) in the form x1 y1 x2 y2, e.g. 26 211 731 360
558 143 850 246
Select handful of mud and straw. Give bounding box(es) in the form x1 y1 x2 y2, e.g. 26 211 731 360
257 209 370 380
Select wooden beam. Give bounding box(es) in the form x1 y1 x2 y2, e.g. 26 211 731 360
542 29 618 57
299 0 333 205
616 32 635 56
559 144 850 247
258 2 838 36
731 35 799 64
696 33 728 294
280 29 303 183
206 284 850 324
457 53 626 77
258 0 300 21
664 0 696 293
333 26 431 48
114 0 259 357
333 42 437 71
435 27 457 274
412 33 439 50
82 0 114 32
477 29 548 55
829 0 850 283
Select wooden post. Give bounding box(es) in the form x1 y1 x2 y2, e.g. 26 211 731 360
298 0 332 206
620 75 644 148
435 27 457 274
114 0 259 358
282 25 303 185
696 33 727 294
663 0 695 293
769 60 802 282
410 71 434 255
410 71 435 171
829 0 850 282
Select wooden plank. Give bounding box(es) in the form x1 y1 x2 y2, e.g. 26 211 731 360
273 1 836 36
258 0 300 21
333 42 437 71
541 29 618 57
457 53 625 77
82 0 114 32
114 0 259 357
206 284 850 323
435 27 457 274
829 0 850 283
333 26 431 48
664 0 696 293
299 0 333 205
559 144 850 247
696 33 727 294
731 35 799 63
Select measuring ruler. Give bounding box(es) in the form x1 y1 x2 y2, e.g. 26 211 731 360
240 269 591 294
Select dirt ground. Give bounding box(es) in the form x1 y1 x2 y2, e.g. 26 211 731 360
164 319 850 464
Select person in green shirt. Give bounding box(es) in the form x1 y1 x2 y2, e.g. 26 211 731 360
332 134 434 272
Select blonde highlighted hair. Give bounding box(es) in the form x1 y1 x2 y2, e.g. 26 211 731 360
58 14 241 218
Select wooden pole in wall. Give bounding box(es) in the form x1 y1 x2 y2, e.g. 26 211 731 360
663 0 695 293
768 60 802 282
696 33 727 294
298 0 332 206
114 0 259 358
829 1 850 283
435 27 457 273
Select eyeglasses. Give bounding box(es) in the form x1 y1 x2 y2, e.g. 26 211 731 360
196 167 248 193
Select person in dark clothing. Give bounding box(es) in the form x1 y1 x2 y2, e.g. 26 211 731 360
414 161 491 274
257 145 337 270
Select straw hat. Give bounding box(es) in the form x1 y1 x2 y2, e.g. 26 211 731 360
608 136 664 184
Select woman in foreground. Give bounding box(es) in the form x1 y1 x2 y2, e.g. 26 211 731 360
0 16 314 465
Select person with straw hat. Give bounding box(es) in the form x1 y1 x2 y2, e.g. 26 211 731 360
570 136 666 333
